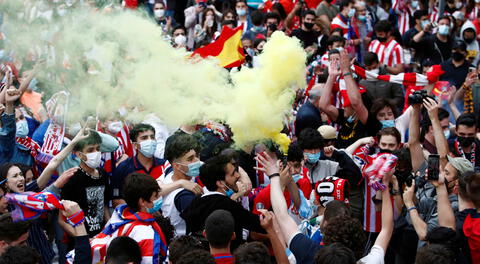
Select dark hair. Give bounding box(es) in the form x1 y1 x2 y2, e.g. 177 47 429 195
253 38 266 49
73 130 102 152
322 215 366 260
438 15 451 25
363 52 379 66
416 244 454 264
302 10 316 19
155 215 175 246
425 227 457 255
377 127 401 146
265 12 281 23
287 142 304 162
297 128 325 150
251 10 265 26
338 0 354 12
234 242 271 264
164 134 200 163
177 250 215 264
271 4 287 20
169 236 204 263
458 170 471 199
105 237 142 264
324 201 350 223
0 214 31 243
456 113 477 129
172 25 187 35
0 246 40 264
413 9 428 20
370 98 399 118
129 123 156 142
328 49 340 57
199 154 232 191
465 172 480 208
0 163 23 191
327 35 346 47
374 20 392 33
205 209 235 248
420 108 449 140
314 243 355 264
331 28 344 35
122 173 160 212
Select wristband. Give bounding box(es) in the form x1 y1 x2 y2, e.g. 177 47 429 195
342 72 352 77
407 206 417 212
390 189 401 196
268 173 280 179
65 210 86 227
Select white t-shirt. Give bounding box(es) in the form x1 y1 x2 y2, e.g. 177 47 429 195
358 245 385 264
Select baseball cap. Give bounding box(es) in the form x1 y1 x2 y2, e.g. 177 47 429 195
452 40 467 52
318 125 337 140
447 156 474 175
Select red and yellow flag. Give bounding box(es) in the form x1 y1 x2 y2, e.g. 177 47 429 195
192 25 245 68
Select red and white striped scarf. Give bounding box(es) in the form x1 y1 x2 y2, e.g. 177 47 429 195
16 136 41 158
352 64 445 87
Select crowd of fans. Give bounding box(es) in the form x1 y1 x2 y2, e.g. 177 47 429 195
1 0 480 263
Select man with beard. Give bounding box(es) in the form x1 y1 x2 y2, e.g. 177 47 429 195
368 20 405 74
291 10 319 50
181 153 265 249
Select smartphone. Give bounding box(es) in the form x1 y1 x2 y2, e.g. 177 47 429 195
427 154 440 181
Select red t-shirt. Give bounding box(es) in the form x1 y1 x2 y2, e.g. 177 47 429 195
463 211 480 264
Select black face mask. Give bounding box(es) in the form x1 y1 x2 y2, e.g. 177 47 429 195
304 22 314 30
457 136 475 147
379 148 393 154
377 36 387 43
452 51 465 62
464 37 475 44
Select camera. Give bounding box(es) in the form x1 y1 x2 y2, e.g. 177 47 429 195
408 90 435 105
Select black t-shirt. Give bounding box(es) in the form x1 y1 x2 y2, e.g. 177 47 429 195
335 108 382 149
291 29 320 48
62 168 110 237
295 100 323 136
440 59 472 90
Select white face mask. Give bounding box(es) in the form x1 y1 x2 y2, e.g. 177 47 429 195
16 120 29 138
370 68 380 74
83 152 102 169
108 121 123 134
476 0 480 4
154 9 165 19
139 140 157 158
206 18 214 27
174 35 187 46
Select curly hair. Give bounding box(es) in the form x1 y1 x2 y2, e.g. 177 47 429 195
322 215 366 260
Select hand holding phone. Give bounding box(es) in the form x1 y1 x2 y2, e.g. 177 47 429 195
427 154 440 181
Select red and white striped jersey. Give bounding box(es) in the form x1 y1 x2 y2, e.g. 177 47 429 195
392 0 416 35
331 14 349 38
469 6 479 21
368 39 405 67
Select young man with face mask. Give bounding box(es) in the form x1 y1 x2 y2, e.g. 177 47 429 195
439 40 472 90
61 131 111 237
181 153 266 250
160 134 203 236
460 20 480 65
368 20 405 74
449 113 480 169
413 16 454 65
291 10 320 50
330 0 355 38
403 10 429 64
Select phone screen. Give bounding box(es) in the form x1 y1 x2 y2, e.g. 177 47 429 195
427 154 440 181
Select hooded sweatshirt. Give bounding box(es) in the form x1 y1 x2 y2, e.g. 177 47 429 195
460 20 480 65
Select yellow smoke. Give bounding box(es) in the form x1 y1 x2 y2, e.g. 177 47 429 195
1 1 305 148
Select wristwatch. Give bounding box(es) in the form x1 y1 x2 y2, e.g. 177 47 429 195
268 173 280 179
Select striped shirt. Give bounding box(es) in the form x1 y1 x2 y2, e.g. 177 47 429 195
331 14 349 38
392 0 416 35
368 39 405 67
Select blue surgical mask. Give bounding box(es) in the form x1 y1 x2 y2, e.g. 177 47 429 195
411 0 418 9
336 47 344 53
16 120 29 138
185 161 203 177
28 78 38 91
358 15 367 22
139 140 157 158
348 8 356 18
147 197 163 214
421 20 429 29
305 152 321 164
347 115 355 123
444 129 451 139
380 119 395 129
236 8 246 16
438 25 450 36
292 174 302 183
253 26 264 32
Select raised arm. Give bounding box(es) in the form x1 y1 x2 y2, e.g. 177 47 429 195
339 50 369 124
431 169 456 229
318 62 340 121
260 211 290 264
408 104 425 172
423 98 449 169
403 180 428 240
256 152 299 243
285 2 302 29
374 175 394 251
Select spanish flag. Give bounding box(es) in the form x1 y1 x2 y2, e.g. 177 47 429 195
192 25 245 68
